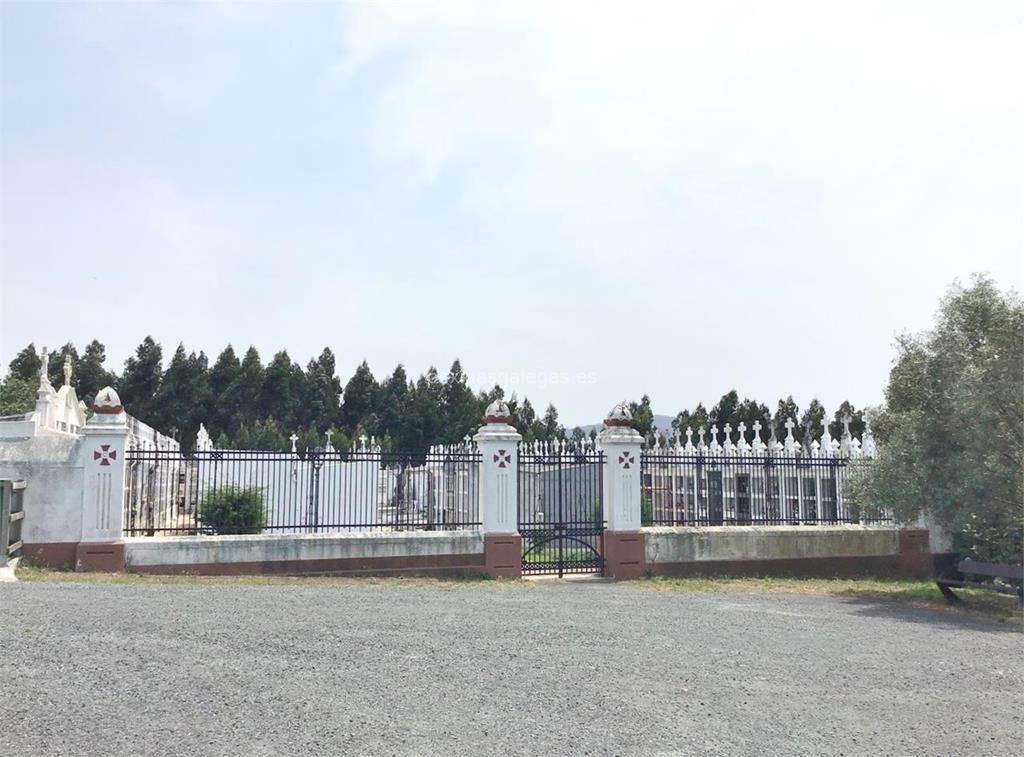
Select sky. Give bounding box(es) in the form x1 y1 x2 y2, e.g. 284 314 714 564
1 0 1022 427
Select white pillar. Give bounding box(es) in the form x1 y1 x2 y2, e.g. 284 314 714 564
598 407 644 531
597 402 647 579
77 386 130 569
474 401 522 534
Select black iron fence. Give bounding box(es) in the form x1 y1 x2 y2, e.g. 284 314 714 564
518 442 605 576
640 451 887 526
1 480 26 564
123 446 481 536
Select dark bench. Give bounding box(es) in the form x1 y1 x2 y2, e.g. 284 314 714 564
936 558 1023 604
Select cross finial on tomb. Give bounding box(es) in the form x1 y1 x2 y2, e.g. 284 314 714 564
289 433 298 453
63 354 73 386
841 414 852 437
752 420 761 433
784 417 795 435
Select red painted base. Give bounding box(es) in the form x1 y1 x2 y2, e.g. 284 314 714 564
604 531 646 580
897 528 933 579
133 553 485 577
484 533 522 578
75 541 126 572
22 542 78 569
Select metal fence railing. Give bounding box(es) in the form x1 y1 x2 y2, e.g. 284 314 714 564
123 445 481 536
640 451 886 526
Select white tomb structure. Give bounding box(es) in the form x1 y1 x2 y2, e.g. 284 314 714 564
640 415 879 525
0 351 179 560
184 435 382 534
0 350 87 439
124 418 481 535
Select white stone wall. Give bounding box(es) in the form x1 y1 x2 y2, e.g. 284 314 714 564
0 435 84 543
644 525 901 564
125 530 484 569
126 415 179 452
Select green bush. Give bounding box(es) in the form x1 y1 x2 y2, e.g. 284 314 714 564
199 486 266 535
641 490 653 526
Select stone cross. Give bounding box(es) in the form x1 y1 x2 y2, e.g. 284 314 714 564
289 433 298 454
841 414 852 438
685 427 693 444
752 420 761 436
40 347 49 382
697 427 706 446
63 354 73 386
325 429 333 447
784 418 795 437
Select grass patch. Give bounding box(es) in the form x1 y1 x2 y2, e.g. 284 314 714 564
12 562 1022 625
12 561 518 589
632 575 1023 624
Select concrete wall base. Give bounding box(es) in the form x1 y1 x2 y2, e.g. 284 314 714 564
75 541 126 572
604 531 646 579
130 553 484 577
484 533 522 578
125 531 487 577
645 526 937 580
649 554 911 579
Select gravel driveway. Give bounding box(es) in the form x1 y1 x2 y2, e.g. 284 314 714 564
1 579 1021 756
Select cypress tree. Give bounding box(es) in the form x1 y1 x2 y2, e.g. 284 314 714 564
118 336 163 424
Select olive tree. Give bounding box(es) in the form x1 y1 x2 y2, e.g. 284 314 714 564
860 276 1022 562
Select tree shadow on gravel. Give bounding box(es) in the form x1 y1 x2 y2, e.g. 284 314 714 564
835 591 1023 635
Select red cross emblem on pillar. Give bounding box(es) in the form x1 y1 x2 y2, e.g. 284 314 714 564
94 444 117 466
493 449 511 468
618 451 634 469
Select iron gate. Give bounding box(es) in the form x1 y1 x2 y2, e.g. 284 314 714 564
518 441 604 576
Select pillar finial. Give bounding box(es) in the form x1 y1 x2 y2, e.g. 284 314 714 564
604 401 633 428
482 399 513 424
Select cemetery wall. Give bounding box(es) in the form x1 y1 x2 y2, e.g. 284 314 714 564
124 530 486 577
0 434 85 567
644 525 934 578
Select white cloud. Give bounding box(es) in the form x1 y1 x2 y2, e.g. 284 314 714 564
332 0 1023 193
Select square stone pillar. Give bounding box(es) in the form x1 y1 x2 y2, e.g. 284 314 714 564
598 404 647 579
77 387 130 571
474 401 522 578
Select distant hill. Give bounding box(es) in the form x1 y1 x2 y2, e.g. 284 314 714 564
575 413 675 436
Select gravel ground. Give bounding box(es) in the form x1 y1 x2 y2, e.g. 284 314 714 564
1 579 1021 756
